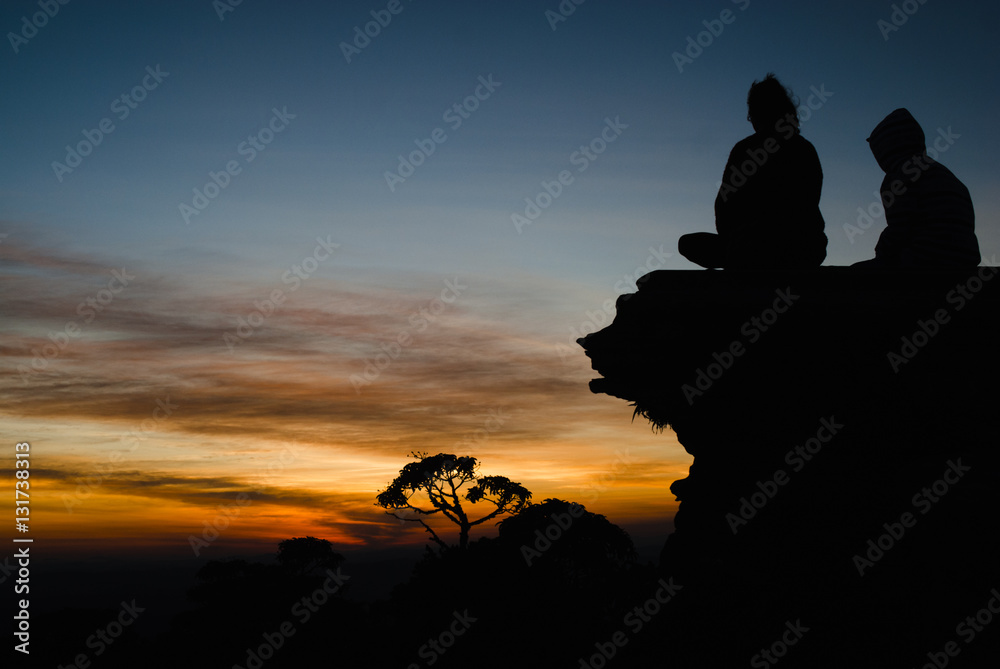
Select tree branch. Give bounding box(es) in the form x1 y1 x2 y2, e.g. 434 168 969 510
417 518 449 551
468 508 504 526
386 510 449 551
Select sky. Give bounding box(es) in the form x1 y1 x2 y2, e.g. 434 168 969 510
2 0 999 563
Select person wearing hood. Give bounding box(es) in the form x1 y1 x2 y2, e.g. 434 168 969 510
853 108 979 269
679 73 828 270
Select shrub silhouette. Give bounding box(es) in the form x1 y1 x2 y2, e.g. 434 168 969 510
276 536 344 576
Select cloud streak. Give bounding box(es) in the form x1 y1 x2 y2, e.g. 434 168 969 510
1 240 688 550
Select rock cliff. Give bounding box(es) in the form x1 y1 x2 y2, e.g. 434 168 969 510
579 267 1000 667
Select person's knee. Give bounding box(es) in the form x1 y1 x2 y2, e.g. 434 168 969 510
678 233 695 258
679 232 726 268
679 232 715 258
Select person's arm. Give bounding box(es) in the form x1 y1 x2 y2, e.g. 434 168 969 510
714 142 745 237
873 174 904 263
802 139 823 207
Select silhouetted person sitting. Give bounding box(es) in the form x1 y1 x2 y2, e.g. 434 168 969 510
853 108 979 269
678 74 827 270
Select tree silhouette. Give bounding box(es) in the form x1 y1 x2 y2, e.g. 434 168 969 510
497 498 637 571
277 536 344 576
375 451 531 550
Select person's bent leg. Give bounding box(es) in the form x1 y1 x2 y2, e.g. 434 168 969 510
679 232 728 269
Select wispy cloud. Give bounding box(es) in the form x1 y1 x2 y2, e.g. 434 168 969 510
2 240 688 549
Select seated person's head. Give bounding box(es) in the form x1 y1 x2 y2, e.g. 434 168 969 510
866 108 926 173
747 73 798 134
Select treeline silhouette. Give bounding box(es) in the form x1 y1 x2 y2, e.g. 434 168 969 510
32 501 662 669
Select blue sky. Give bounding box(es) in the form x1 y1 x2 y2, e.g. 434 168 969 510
4 0 998 279
2 0 999 554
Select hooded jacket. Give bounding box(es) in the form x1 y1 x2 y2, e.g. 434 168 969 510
865 108 979 269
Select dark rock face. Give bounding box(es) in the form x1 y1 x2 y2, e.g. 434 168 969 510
580 267 1000 667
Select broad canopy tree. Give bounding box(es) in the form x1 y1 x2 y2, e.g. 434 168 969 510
375 452 531 550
